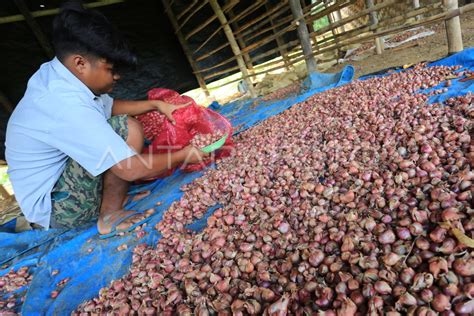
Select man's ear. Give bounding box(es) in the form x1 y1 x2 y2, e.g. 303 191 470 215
70 54 89 74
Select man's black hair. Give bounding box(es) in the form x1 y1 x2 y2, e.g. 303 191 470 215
52 1 137 70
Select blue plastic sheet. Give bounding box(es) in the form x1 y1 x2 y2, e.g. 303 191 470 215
359 48 474 105
1 49 473 315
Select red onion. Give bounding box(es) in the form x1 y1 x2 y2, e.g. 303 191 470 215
431 293 451 312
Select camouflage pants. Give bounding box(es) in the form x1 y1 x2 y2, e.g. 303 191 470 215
50 115 129 228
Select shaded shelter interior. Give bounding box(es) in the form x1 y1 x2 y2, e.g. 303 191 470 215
0 0 300 160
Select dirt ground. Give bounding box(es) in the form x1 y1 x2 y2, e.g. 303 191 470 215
327 11 474 78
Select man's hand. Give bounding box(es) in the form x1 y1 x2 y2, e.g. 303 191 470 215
180 145 209 164
152 100 192 125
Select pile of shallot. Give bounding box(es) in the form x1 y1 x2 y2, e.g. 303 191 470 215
261 82 301 101
0 267 31 314
75 64 473 315
191 130 225 149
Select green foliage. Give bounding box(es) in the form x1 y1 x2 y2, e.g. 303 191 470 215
313 16 330 30
310 1 330 31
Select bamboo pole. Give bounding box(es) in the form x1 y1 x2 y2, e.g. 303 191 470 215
365 0 384 55
308 0 396 37
226 0 266 27
300 0 314 35
413 0 421 20
241 0 354 48
242 18 297 54
265 2 291 70
308 0 441 44
334 9 345 33
290 0 317 73
209 53 308 89
197 38 300 77
311 3 474 59
324 0 341 59
176 0 199 20
0 0 125 24
196 0 433 77
191 0 262 53
241 9 293 42
196 42 229 62
201 39 301 79
209 0 256 97
305 0 356 24
199 0 436 71
234 0 289 36
14 0 54 59
228 9 254 73
209 3 474 89
175 0 209 33
184 0 239 41
307 2 443 55
162 0 210 97
164 0 178 14
443 0 463 54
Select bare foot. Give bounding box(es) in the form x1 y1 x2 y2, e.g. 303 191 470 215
121 190 151 207
131 190 151 202
97 208 155 235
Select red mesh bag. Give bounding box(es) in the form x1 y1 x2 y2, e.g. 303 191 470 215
136 88 234 179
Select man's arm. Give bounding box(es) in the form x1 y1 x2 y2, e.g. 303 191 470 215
112 100 156 116
110 145 207 181
112 99 192 124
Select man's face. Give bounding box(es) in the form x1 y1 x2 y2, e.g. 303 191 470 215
82 57 121 95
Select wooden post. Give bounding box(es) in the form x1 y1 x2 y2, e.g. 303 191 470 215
365 0 384 55
443 0 463 54
14 0 54 58
265 2 292 70
209 0 257 98
162 0 210 97
413 0 421 20
289 0 317 73
324 1 342 58
334 9 345 33
228 9 254 73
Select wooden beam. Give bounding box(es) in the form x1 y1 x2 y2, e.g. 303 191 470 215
228 9 254 72
209 2 474 88
191 0 241 55
365 0 384 55
0 0 125 24
309 0 397 39
289 0 317 73
443 0 463 54
162 0 210 97
305 0 355 24
185 0 239 41
324 0 341 59
175 0 209 33
176 0 199 20
195 42 229 62
413 0 421 20
334 9 344 33
14 0 54 58
234 0 287 35
265 2 291 70
209 0 256 97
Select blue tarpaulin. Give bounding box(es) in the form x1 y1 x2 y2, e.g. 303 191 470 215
1 48 473 315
